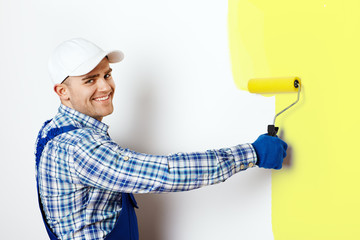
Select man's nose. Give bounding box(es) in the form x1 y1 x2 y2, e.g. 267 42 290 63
97 78 111 92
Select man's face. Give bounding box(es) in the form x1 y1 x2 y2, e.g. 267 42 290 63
62 57 115 121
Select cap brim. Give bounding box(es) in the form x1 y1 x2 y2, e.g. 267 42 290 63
69 50 124 77
107 50 124 63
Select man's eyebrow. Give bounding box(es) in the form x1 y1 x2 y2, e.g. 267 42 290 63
105 68 113 74
82 74 99 81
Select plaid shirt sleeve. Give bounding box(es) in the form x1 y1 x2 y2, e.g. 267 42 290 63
73 130 257 193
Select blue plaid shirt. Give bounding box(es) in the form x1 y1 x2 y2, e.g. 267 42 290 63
36 104 257 240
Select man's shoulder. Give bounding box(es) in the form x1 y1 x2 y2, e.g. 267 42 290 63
37 108 111 149
39 117 101 143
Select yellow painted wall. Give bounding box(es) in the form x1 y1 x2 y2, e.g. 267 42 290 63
229 0 360 239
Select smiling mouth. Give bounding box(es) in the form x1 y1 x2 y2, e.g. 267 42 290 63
93 93 111 102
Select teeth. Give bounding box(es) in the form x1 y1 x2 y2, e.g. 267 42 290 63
94 95 110 101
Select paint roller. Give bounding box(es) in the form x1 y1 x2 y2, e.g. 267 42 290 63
248 77 301 136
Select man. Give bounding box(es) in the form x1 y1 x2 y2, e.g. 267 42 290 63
35 38 287 240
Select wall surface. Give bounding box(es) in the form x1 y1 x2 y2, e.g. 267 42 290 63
229 0 360 239
0 1 276 239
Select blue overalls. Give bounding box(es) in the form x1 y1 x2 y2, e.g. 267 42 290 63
35 120 139 240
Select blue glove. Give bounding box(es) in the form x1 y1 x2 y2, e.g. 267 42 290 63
252 134 288 170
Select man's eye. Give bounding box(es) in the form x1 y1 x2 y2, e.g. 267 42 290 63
85 79 94 84
105 73 112 79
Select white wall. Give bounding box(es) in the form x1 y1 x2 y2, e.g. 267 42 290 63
0 1 275 239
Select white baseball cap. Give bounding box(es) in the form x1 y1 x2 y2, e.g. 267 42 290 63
48 38 124 84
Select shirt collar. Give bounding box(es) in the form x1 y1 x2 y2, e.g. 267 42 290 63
58 104 109 134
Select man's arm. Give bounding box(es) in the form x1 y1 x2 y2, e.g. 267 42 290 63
72 131 257 193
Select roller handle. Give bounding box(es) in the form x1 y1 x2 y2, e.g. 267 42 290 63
267 80 299 136
268 125 279 137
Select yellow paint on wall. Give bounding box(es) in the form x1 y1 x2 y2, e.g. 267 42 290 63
229 0 360 239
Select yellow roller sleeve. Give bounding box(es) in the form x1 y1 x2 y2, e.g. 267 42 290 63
248 77 300 94
229 0 360 239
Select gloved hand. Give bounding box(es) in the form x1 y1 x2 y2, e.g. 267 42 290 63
252 134 288 170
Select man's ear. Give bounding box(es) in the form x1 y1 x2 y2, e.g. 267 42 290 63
54 83 70 101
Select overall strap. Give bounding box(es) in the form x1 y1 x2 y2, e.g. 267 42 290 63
35 120 78 240
36 122 78 170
